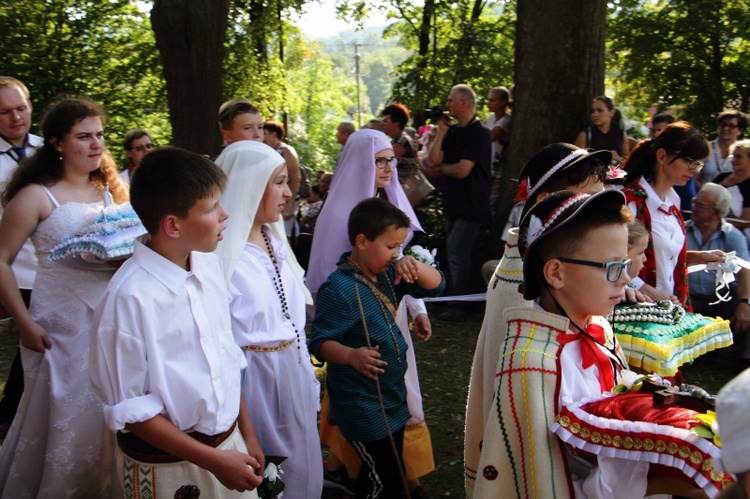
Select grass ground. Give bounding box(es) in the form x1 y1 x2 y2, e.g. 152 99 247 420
0 304 741 498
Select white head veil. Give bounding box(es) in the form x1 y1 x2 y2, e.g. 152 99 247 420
306 129 423 294
214 140 311 304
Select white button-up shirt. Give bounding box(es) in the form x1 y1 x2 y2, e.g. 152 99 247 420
628 177 684 293
0 133 43 289
90 238 246 435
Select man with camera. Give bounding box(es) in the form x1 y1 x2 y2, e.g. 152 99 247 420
426 84 492 321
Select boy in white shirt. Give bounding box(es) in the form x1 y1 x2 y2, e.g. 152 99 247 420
90 147 264 498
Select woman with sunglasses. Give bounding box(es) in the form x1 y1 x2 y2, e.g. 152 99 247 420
621 121 723 307
307 129 436 498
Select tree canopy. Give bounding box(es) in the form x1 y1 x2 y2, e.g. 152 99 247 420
2 0 747 166
607 0 750 131
0 0 170 165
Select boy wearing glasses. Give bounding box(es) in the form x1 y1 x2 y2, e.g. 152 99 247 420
473 190 708 498
465 143 617 496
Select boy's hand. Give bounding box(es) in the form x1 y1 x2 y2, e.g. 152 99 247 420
244 437 265 477
413 313 432 341
394 255 420 284
209 449 263 492
349 345 387 380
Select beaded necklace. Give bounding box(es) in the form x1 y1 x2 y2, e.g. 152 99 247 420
346 257 403 363
262 227 301 362
608 300 685 325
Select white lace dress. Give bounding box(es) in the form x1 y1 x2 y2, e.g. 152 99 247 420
0 193 116 498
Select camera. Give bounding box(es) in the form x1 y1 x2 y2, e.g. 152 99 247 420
424 105 450 122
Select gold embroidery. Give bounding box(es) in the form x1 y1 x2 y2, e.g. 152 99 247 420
241 339 294 352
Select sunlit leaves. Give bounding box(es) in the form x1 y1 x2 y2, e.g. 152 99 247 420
607 0 750 132
0 0 170 165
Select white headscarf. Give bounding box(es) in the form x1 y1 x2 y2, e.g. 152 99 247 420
306 129 423 294
214 140 311 304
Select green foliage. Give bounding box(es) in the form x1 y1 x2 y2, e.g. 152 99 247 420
318 28 410 119
224 3 393 170
285 53 359 170
0 0 171 167
607 0 750 133
381 0 516 125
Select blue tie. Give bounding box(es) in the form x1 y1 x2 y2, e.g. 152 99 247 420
11 147 26 161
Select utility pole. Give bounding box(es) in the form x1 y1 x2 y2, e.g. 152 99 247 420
354 42 362 128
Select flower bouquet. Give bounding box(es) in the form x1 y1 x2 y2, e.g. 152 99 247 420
404 245 437 267
257 456 286 499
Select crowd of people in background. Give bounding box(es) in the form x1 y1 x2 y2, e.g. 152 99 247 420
1 71 750 499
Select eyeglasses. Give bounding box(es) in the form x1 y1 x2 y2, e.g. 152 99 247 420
131 143 154 153
375 156 397 169
691 198 716 212
684 158 704 172
557 257 632 282
719 122 739 130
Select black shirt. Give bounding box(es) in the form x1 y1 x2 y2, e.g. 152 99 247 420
440 117 492 222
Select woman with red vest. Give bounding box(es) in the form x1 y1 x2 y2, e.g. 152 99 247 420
621 121 721 308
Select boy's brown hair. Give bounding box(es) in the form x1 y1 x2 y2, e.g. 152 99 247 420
347 197 410 245
130 147 227 235
217 98 260 130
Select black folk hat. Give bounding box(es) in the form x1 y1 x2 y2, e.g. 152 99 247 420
514 143 613 206
517 189 627 300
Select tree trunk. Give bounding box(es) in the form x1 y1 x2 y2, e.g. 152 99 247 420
151 0 229 156
497 0 607 231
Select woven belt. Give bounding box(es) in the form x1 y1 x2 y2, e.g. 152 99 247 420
117 420 237 464
241 339 294 352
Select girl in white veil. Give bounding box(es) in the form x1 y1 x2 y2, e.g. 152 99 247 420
308 129 436 494
214 141 322 497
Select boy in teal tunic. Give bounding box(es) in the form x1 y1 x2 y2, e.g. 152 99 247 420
311 197 444 499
